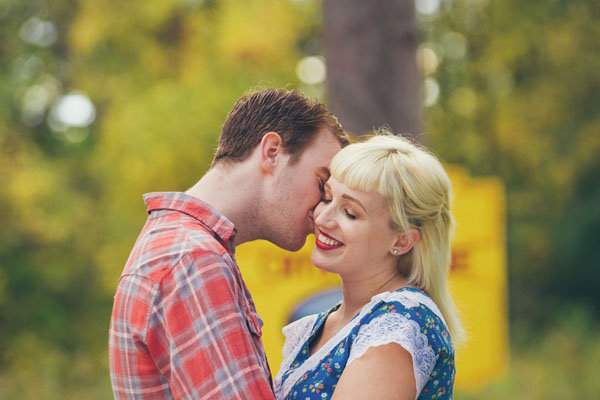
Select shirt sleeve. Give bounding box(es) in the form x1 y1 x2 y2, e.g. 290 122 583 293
347 303 438 395
145 250 275 400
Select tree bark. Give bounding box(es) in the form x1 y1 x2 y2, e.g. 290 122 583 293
323 0 421 140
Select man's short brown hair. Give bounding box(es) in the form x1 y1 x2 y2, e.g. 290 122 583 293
213 89 349 165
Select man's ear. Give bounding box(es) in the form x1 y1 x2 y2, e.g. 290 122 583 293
259 132 284 173
390 228 420 256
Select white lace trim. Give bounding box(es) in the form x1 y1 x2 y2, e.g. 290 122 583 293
347 313 437 398
370 290 447 327
273 314 318 399
274 289 446 400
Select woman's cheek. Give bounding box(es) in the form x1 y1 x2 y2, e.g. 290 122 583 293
314 202 325 218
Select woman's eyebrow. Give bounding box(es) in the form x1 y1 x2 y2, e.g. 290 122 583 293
324 182 368 214
341 194 368 214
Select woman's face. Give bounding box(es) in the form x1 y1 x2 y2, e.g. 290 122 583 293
311 177 401 279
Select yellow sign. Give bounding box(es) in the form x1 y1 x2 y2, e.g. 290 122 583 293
236 166 507 390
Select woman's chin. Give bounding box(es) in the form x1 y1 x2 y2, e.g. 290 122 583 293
311 252 338 274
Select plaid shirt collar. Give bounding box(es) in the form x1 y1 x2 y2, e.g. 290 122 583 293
143 192 237 253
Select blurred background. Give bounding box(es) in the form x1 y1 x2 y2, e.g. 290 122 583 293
1 0 599 398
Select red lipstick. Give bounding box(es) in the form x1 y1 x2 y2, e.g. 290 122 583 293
315 230 344 250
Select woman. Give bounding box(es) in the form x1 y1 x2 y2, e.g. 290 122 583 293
274 132 465 400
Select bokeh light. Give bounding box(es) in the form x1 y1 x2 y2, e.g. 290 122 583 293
441 31 468 59
415 0 440 16
296 56 327 85
19 17 58 47
20 74 62 127
417 44 440 76
15 55 45 81
423 77 440 107
49 92 96 132
449 87 477 117
21 85 51 126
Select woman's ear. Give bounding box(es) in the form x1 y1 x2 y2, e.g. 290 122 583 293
259 132 284 173
390 228 420 256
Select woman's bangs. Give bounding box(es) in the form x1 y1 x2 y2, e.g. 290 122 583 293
329 147 382 194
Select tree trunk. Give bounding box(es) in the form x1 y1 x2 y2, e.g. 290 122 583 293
323 0 421 140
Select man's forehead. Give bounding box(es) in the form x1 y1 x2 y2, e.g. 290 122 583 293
297 127 341 171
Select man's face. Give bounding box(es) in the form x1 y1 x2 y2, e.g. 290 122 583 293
261 127 342 251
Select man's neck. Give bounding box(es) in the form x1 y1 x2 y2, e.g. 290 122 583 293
185 164 262 247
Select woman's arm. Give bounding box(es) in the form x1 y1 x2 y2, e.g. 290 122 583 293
331 343 416 400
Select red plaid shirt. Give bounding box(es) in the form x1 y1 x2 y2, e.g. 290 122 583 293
109 192 274 399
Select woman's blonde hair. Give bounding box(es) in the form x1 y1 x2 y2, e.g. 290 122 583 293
329 129 465 344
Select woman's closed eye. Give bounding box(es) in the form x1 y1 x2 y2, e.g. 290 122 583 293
344 209 357 220
319 198 357 219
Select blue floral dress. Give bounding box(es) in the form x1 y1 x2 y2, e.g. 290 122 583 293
274 287 455 400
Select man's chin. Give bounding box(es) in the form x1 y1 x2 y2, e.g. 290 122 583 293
279 236 307 252
286 242 306 252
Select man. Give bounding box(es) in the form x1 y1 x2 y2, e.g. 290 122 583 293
109 89 349 399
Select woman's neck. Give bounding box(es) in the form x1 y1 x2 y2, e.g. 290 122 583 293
310 270 412 357
336 270 410 322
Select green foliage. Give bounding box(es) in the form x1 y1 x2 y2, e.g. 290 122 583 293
422 0 600 323
456 306 600 399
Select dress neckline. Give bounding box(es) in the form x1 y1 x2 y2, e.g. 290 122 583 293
307 286 428 357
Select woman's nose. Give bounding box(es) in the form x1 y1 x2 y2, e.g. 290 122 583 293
314 202 335 228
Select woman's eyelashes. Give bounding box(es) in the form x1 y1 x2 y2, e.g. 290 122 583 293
344 209 357 220
319 196 358 220
320 187 332 203
320 186 332 203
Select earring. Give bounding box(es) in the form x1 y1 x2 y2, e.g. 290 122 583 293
392 249 399 255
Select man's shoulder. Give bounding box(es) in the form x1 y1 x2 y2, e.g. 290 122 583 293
122 218 232 283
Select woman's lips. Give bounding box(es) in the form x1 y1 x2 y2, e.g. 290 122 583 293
315 230 344 250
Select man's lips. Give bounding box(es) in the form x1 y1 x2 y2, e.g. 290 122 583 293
315 229 344 250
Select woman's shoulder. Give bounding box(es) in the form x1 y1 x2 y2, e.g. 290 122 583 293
349 288 454 395
360 287 453 349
